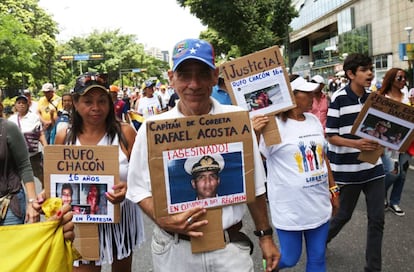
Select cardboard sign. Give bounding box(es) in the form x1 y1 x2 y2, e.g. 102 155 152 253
44 145 121 260
73 224 99 261
351 92 414 162
220 46 295 117
220 45 294 146
190 208 224 253
146 111 255 252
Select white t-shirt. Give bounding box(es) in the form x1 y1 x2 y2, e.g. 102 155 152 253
385 92 410 105
29 100 38 114
260 112 331 231
158 92 170 109
137 96 162 119
8 112 42 156
127 98 266 229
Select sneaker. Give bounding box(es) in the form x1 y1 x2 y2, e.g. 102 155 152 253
389 204 405 216
384 199 388 211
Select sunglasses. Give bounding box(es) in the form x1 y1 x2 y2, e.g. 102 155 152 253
396 75 407 82
74 73 109 94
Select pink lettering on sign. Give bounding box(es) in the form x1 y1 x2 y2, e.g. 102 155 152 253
167 144 229 160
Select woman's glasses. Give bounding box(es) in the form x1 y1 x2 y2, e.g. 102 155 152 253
74 73 109 94
396 75 407 82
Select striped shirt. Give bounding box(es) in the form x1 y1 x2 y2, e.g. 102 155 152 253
326 85 384 184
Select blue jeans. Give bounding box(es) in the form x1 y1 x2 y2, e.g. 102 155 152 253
384 152 410 205
381 150 394 174
276 221 329 272
327 178 384 272
0 189 26 226
44 125 54 144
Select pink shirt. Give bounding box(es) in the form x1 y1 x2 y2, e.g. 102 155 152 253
310 93 329 131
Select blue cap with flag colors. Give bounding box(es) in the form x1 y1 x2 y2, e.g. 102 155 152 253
172 38 215 71
144 80 155 88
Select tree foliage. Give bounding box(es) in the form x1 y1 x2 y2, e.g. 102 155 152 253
56 30 170 90
0 0 58 96
0 0 169 96
1 0 300 96
0 14 39 77
177 0 297 58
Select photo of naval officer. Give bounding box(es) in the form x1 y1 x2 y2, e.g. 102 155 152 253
184 154 225 200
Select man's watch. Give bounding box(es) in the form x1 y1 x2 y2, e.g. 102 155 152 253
253 228 273 237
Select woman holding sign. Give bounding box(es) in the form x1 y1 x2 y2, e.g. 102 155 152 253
54 72 145 272
378 68 410 216
253 75 340 271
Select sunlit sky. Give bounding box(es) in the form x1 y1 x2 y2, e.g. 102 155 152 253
38 0 207 52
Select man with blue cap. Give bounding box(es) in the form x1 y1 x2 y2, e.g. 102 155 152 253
127 38 280 272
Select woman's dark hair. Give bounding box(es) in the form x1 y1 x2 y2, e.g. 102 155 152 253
61 183 73 195
377 68 404 96
61 93 73 100
277 74 300 122
342 53 372 80
66 90 128 149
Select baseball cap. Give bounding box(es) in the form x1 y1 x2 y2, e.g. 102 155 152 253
291 76 319 92
109 85 120 93
73 72 109 95
172 38 215 71
311 75 325 84
144 80 155 88
42 83 55 92
23 89 31 94
16 95 28 102
378 120 391 128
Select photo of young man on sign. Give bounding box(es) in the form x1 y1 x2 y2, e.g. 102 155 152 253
56 182 80 206
185 154 225 200
231 67 293 117
356 108 412 150
244 86 277 111
221 46 295 118
81 183 108 215
50 174 116 223
163 143 246 214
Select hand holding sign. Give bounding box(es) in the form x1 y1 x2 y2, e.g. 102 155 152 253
105 182 127 204
156 206 208 237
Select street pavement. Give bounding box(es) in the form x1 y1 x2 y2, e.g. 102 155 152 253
96 166 414 271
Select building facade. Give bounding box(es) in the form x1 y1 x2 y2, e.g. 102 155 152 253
289 0 414 85
144 46 170 63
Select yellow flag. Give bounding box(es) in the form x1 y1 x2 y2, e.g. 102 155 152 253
0 221 74 272
128 111 145 123
0 198 76 272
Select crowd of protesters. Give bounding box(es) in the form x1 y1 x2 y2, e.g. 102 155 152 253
2 42 414 272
